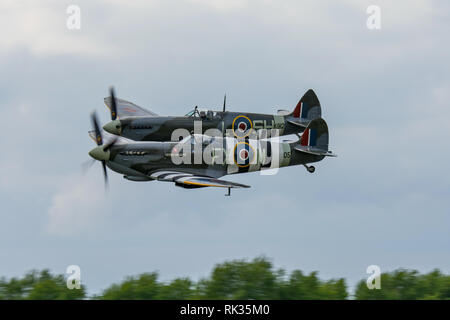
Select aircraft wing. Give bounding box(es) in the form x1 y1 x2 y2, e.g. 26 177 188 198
88 130 132 145
149 170 250 188
104 97 158 118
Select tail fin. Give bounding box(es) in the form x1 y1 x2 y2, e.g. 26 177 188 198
295 118 336 157
288 89 322 127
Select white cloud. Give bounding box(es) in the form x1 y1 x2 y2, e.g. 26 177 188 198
46 173 108 235
187 0 249 11
0 0 437 58
0 0 116 56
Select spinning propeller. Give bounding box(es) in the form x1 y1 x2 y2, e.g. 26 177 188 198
102 86 122 135
87 111 118 189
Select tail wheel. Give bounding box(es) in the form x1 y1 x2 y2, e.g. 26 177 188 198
307 166 315 173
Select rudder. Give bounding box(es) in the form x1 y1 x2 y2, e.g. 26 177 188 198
292 89 321 120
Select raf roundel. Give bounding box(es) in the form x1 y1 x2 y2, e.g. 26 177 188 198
238 122 247 132
232 115 253 138
233 142 255 168
239 149 249 161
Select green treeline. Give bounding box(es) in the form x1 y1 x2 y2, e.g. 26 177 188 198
0 257 448 300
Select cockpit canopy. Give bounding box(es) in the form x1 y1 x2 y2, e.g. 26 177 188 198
184 108 220 119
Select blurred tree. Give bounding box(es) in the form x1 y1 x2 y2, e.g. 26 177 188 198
0 260 448 300
0 270 86 300
279 270 347 300
319 279 348 300
355 269 450 300
197 257 279 299
157 278 194 299
101 272 161 300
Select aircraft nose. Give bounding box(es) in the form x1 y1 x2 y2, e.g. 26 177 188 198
103 119 122 135
88 146 110 161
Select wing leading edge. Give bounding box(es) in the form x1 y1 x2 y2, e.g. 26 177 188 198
150 171 250 189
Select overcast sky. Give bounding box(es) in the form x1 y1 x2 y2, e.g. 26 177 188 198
0 0 449 295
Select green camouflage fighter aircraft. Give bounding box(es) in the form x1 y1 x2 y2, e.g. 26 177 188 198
87 112 336 195
102 88 322 141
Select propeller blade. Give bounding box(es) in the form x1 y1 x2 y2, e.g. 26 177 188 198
81 159 96 175
91 111 103 146
110 86 117 120
89 111 110 190
102 160 108 189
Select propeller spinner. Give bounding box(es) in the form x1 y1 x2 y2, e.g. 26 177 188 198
88 111 118 188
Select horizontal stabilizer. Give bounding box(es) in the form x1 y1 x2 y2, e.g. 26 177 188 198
277 109 291 116
288 119 309 127
294 118 336 156
294 145 337 157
